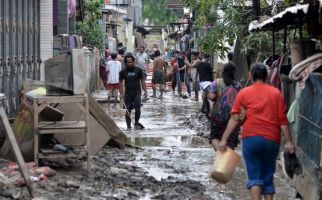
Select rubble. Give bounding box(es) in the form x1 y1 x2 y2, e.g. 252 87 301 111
180 111 211 138
0 147 212 200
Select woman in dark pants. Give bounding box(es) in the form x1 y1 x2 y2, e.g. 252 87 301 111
218 63 295 200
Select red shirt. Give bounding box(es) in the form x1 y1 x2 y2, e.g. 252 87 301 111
231 82 288 144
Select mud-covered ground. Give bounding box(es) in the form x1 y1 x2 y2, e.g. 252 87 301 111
1 148 211 200
1 91 300 200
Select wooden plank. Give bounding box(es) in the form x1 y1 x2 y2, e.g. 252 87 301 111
34 95 85 104
84 93 91 171
0 107 33 197
33 95 39 166
76 103 85 113
40 146 85 153
55 103 111 155
38 151 87 159
38 121 85 129
35 103 48 115
38 128 86 134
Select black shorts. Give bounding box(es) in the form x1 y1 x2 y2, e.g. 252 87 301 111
124 91 141 110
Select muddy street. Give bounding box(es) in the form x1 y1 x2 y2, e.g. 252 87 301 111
99 90 299 200
0 90 300 200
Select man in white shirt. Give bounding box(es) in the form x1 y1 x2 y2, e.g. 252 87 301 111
106 52 122 104
135 46 149 100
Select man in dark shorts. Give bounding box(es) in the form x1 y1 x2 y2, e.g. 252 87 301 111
119 55 147 130
151 50 165 99
196 54 213 113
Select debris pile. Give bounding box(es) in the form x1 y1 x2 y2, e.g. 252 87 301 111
180 111 211 138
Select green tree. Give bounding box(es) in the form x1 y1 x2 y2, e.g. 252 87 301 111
142 0 183 26
242 31 284 60
181 0 289 58
77 0 104 51
181 0 244 58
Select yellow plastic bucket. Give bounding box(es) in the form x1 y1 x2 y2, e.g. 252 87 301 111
210 148 241 184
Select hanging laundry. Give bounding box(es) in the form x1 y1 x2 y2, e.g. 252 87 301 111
68 0 77 18
289 53 322 89
68 35 76 48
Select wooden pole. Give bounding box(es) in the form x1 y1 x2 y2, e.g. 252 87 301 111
283 27 287 53
272 30 275 56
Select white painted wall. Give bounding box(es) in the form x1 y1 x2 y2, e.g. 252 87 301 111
40 0 53 81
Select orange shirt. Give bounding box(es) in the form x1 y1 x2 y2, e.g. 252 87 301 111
231 82 288 144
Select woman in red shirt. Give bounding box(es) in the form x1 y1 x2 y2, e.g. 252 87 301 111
218 63 295 200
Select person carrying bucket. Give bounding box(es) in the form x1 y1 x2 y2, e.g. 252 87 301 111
218 63 295 200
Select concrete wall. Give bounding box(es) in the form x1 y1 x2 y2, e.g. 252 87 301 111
116 14 134 52
82 48 100 92
40 0 54 81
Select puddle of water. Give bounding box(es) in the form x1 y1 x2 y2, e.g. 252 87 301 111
142 166 170 181
139 194 154 200
127 135 208 147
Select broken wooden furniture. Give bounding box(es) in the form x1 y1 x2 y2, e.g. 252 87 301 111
33 94 91 170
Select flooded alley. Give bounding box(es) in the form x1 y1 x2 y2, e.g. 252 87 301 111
99 90 299 200
0 0 322 199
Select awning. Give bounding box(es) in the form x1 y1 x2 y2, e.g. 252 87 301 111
249 4 309 32
249 1 322 32
101 5 127 15
135 26 150 35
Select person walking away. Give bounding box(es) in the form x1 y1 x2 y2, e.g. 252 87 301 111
99 49 111 90
196 55 213 115
119 55 147 130
135 46 149 101
177 51 191 97
185 51 200 100
218 63 295 200
106 52 122 105
117 48 125 69
170 51 179 94
151 50 165 99
208 62 241 151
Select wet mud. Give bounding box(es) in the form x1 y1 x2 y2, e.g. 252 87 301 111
1 91 299 199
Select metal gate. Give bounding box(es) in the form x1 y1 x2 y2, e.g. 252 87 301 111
0 0 40 118
297 73 322 167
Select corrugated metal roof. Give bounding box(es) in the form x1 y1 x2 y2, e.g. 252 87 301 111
249 4 309 32
249 1 322 32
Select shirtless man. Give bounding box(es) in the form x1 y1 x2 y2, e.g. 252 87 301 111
151 50 165 99
185 51 201 100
